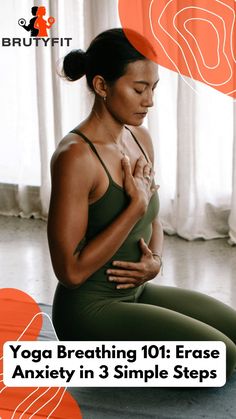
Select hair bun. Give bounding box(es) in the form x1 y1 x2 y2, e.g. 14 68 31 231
63 49 86 81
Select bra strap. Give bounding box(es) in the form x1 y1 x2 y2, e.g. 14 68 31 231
70 129 112 180
125 126 149 163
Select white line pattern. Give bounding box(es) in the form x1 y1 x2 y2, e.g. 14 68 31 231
149 0 236 97
0 309 71 418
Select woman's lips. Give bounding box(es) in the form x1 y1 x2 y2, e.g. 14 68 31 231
136 112 147 117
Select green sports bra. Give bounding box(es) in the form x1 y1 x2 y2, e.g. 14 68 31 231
71 127 159 267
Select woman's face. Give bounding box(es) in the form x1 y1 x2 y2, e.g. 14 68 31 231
37 6 46 16
106 59 159 126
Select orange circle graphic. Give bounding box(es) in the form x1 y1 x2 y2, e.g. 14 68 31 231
119 0 236 98
0 289 82 418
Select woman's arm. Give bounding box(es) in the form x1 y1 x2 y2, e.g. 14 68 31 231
47 139 154 288
149 216 164 258
106 126 164 289
106 216 164 289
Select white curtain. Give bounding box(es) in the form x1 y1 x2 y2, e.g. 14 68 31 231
229 104 236 244
0 0 85 218
0 0 235 244
153 72 234 241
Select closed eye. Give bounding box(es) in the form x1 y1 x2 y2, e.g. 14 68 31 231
134 84 158 95
134 78 159 94
134 89 145 94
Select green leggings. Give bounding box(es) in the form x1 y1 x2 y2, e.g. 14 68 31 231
52 283 236 378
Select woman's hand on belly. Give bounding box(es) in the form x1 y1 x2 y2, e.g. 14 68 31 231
106 238 161 289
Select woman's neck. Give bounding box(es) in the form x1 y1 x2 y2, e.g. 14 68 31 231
89 101 124 145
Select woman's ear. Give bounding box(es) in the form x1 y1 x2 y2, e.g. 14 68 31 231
92 75 107 99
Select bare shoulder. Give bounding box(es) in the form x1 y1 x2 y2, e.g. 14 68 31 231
128 125 155 164
50 132 95 183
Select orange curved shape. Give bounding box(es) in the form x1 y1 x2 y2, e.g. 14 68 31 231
118 0 236 98
0 289 82 418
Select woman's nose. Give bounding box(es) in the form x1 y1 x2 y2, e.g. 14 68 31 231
142 90 154 108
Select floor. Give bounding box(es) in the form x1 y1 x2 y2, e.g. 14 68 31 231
0 215 236 309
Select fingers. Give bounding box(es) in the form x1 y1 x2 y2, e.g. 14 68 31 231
134 158 154 187
122 154 160 201
109 276 139 284
150 183 160 194
133 155 147 178
107 261 144 288
110 261 143 270
110 276 142 290
143 164 153 182
108 269 142 279
121 155 132 179
139 238 152 256
123 155 154 184
116 283 136 290
143 163 151 179
107 261 143 278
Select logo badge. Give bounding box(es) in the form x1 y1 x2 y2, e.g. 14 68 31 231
18 6 55 37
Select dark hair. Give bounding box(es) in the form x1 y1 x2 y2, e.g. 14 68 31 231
62 28 155 92
31 6 38 16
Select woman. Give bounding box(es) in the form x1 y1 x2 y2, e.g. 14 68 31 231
34 6 55 37
48 28 236 378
